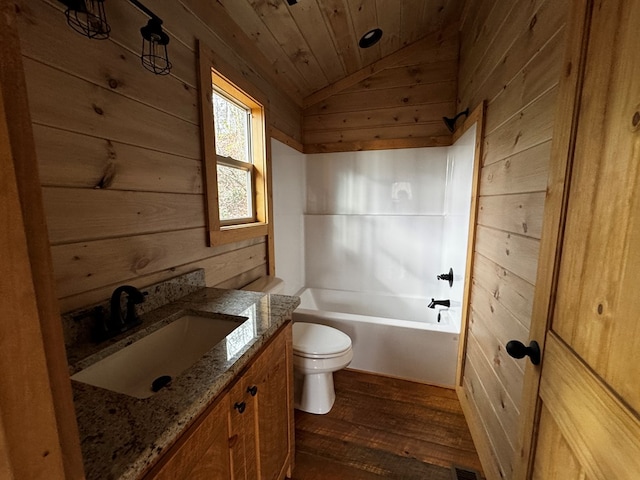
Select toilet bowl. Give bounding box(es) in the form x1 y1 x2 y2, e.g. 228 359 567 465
293 322 353 414
242 277 353 414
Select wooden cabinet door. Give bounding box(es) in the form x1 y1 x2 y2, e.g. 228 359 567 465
525 0 640 478
146 395 231 480
253 323 294 480
233 323 293 480
228 377 258 480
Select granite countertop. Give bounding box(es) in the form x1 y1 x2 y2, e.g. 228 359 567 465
70 287 300 480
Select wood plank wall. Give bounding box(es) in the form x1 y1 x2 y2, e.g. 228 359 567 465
456 0 570 478
302 28 459 153
15 0 303 313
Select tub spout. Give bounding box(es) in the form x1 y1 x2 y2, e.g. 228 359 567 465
428 298 450 309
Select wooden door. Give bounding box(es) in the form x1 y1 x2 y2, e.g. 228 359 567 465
521 0 640 478
0 3 84 478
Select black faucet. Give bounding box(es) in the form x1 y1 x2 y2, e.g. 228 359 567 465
109 285 146 334
428 298 450 309
437 267 454 287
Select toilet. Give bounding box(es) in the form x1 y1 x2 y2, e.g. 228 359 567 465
242 277 353 414
292 322 353 414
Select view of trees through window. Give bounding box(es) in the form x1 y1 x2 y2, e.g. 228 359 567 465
216 165 251 220
213 91 253 221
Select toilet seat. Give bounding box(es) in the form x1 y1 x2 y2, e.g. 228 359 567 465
294 346 352 360
293 323 352 359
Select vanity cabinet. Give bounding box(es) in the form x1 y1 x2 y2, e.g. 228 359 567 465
143 322 293 480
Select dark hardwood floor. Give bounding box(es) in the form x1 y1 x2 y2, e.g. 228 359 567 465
291 369 483 479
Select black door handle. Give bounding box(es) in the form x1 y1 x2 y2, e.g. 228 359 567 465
247 385 258 396
234 401 246 414
506 340 541 365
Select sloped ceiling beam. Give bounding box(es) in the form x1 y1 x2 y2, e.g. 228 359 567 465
181 0 305 106
303 23 458 109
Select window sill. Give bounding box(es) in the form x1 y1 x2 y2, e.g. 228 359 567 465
209 222 268 247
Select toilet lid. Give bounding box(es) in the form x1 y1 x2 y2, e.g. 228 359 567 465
293 323 352 358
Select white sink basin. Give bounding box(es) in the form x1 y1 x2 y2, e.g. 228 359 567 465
71 313 246 398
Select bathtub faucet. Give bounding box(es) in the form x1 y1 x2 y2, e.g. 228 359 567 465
428 298 450 309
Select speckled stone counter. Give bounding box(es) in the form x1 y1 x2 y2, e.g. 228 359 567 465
69 287 300 480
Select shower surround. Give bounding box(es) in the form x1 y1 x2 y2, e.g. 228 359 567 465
272 128 476 384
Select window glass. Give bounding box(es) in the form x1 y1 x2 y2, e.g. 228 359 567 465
212 91 250 163
216 164 252 221
212 89 254 222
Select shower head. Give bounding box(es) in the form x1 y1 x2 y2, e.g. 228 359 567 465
443 108 470 133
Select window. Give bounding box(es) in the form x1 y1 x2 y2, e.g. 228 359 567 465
198 41 272 247
213 89 254 224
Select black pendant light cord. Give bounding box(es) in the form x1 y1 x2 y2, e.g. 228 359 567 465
128 0 163 24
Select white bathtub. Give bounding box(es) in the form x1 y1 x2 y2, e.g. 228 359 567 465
292 288 460 387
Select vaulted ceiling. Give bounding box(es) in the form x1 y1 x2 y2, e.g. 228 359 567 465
218 0 465 103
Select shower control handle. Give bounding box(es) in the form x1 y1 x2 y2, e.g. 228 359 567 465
437 267 454 287
506 340 541 365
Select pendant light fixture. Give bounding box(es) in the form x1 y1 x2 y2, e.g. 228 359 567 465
60 0 110 39
58 0 172 75
130 0 172 75
139 17 172 75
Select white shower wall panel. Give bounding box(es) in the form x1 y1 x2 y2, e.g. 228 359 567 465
271 139 306 295
305 214 443 298
306 147 448 215
439 125 476 329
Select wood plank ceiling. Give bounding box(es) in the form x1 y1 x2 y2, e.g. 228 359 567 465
217 0 465 103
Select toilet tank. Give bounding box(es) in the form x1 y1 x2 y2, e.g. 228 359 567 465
242 276 285 294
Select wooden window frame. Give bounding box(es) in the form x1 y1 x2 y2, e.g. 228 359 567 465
212 85 256 226
216 157 256 227
198 41 271 247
